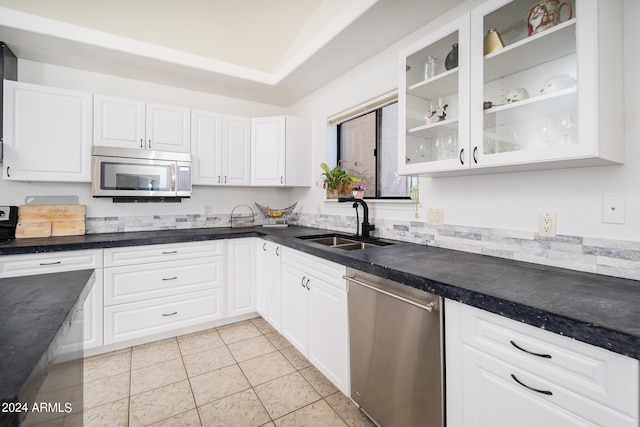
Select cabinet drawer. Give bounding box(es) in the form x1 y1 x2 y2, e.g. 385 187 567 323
104 256 223 306
104 240 223 267
461 304 639 418
0 249 103 278
104 289 224 345
463 345 637 427
281 247 346 290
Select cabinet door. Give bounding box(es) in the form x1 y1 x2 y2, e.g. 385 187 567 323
470 0 623 169
222 114 251 186
146 102 191 153
280 262 309 355
227 238 256 317
460 345 636 427
93 94 146 149
307 276 349 395
255 239 282 331
251 116 285 186
191 109 223 185
3 81 93 182
398 14 471 174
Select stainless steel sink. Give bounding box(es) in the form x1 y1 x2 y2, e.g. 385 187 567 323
298 234 393 250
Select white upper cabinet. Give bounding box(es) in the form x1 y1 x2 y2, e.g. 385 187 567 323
94 94 190 153
3 81 93 182
222 114 251 186
399 14 471 175
399 0 624 175
191 109 223 185
251 116 311 187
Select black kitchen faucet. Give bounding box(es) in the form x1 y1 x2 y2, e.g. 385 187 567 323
338 197 375 238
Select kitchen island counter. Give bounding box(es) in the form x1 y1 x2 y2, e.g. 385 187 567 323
0 269 94 426
0 226 638 360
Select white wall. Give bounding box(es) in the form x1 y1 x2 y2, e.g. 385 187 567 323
0 59 292 218
288 0 639 242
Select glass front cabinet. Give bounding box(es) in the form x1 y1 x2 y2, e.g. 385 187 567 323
398 0 624 176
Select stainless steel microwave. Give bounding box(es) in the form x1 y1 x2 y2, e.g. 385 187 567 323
92 146 192 198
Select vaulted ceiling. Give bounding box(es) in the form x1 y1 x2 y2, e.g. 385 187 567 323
0 0 463 106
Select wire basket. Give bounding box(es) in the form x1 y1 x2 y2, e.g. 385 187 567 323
230 204 255 228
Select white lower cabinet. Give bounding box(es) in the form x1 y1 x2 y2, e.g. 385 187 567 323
103 241 225 345
445 299 640 427
256 238 282 331
227 237 256 317
280 247 349 395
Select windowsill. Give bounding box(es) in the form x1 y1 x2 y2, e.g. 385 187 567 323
324 198 416 204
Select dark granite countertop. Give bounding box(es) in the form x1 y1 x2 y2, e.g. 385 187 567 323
0 269 95 426
0 226 638 360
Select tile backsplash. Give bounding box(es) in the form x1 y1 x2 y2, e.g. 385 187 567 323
86 212 640 281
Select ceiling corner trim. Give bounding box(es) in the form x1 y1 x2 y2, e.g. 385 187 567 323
0 6 278 85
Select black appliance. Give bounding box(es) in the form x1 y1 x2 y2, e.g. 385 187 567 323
0 206 18 239
1 41 18 160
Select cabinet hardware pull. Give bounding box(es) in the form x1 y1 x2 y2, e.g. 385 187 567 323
224 176 227 184
301 276 306 287
6 166 9 177
263 242 267 251
511 374 553 396
510 340 552 359
473 146 478 164
459 148 464 165
140 138 143 148
275 247 280 256
162 250 178 254
162 312 178 317
148 139 151 148
305 278 310 290
39 261 61 266
280 176 283 184
218 175 221 184
162 276 178 281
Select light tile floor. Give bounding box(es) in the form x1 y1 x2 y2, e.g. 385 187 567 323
75 317 374 426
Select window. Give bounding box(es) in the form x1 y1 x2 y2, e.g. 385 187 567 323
334 102 416 199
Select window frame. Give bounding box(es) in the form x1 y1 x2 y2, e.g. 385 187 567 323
335 103 415 200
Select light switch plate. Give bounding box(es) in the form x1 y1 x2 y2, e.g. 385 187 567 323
427 208 443 226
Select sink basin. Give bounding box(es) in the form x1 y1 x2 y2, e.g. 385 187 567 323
298 234 393 250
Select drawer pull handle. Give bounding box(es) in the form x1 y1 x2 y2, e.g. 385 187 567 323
510 340 552 359
162 276 178 281
511 374 553 396
162 312 178 317
39 261 61 266
162 251 178 255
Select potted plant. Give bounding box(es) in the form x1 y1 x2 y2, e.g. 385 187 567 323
320 162 361 199
352 182 366 199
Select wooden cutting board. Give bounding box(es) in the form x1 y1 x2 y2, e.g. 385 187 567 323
16 205 86 238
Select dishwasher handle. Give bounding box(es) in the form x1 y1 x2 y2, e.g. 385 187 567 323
343 274 435 312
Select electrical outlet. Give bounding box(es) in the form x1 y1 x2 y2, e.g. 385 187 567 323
538 212 557 237
602 196 625 224
204 204 212 216
427 208 443 226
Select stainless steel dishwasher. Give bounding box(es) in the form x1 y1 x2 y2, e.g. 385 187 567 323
345 268 444 427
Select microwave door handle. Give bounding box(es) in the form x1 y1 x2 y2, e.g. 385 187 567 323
171 163 176 192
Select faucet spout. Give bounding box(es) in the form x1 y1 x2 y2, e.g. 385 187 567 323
338 197 375 238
